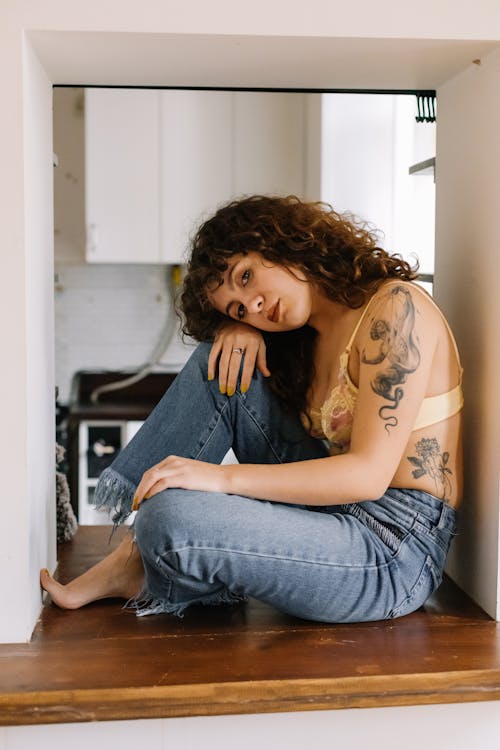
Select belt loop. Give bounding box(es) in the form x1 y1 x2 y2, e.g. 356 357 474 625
437 502 456 533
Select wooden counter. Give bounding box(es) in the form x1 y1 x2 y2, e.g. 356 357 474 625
0 526 499 726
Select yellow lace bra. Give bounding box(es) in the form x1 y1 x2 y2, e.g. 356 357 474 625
304 283 464 456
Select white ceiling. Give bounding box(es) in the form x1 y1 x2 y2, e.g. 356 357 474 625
29 31 499 90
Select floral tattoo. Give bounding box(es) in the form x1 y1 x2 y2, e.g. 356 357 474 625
407 437 453 500
361 286 421 432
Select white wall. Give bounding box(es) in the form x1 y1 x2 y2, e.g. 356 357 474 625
2 702 500 750
23 37 58 642
0 31 56 643
0 18 30 644
435 47 500 619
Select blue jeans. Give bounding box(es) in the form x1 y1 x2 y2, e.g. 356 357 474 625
95 343 457 623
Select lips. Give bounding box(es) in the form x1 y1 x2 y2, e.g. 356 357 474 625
267 300 280 323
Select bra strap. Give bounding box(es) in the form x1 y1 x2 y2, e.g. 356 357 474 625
345 295 379 352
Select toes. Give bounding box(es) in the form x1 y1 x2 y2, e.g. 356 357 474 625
40 568 51 588
39 569 75 609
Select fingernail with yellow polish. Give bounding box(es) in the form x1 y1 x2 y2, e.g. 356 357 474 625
241 385 248 394
132 496 139 511
219 386 226 395
227 388 235 397
207 375 214 381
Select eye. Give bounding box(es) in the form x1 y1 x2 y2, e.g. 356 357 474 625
237 303 246 320
241 269 250 286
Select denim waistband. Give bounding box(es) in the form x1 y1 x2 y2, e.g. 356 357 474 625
389 488 457 531
341 488 458 536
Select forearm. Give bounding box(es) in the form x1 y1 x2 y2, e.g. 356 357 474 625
221 454 387 506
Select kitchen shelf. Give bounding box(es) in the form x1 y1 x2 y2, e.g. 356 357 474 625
409 157 435 178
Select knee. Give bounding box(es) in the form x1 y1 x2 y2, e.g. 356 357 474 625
134 489 209 558
173 343 214 391
134 491 171 557
185 342 212 373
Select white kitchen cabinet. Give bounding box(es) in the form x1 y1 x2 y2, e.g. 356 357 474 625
85 88 161 263
233 91 305 197
85 88 306 264
159 90 232 263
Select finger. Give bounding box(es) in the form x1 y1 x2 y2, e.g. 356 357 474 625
140 458 187 501
143 478 171 499
226 348 246 395
217 345 233 394
133 465 168 509
207 339 222 382
239 345 259 393
256 341 271 377
133 482 164 509
132 453 186 509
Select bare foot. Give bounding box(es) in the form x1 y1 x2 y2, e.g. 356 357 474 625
40 533 145 609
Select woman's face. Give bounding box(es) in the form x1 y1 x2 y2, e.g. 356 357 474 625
207 252 313 332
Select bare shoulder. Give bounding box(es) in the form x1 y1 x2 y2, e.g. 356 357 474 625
368 279 439 314
349 280 444 438
357 280 440 355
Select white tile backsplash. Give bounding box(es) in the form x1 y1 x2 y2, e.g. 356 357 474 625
55 263 192 403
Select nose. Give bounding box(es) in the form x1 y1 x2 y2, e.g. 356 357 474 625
246 293 264 314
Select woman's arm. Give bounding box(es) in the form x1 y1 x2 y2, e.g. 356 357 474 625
133 285 439 508
208 321 270 395
224 284 439 504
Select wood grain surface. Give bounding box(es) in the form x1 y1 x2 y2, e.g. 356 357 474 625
0 526 499 725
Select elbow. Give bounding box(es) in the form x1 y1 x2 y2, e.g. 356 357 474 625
345 451 395 502
349 463 391 502
360 481 389 502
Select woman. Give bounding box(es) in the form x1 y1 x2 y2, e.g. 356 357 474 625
41 195 463 623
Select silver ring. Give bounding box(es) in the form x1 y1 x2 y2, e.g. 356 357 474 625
232 347 244 355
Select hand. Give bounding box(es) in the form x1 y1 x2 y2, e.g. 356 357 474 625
208 322 271 395
132 456 225 510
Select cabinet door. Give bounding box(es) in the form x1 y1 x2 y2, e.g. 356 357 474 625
233 92 305 197
159 90 232 264
85 89 161 263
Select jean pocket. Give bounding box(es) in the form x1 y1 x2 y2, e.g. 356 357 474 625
414 516 455 557
343 503 408 555
388 555 441 619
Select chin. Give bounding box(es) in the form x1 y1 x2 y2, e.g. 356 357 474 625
284 311 310 330
275 320 306 333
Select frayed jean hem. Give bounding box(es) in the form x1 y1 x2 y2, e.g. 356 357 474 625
125 588 247 618
94 467 135 525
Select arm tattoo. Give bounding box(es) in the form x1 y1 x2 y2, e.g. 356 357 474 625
407 437 453 501
361 286 420 431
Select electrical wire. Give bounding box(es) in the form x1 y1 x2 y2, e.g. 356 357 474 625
89 265 184 404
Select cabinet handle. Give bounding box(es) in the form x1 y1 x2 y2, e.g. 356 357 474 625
92 441 116 458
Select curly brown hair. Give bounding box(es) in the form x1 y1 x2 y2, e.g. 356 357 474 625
180 195 417 417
